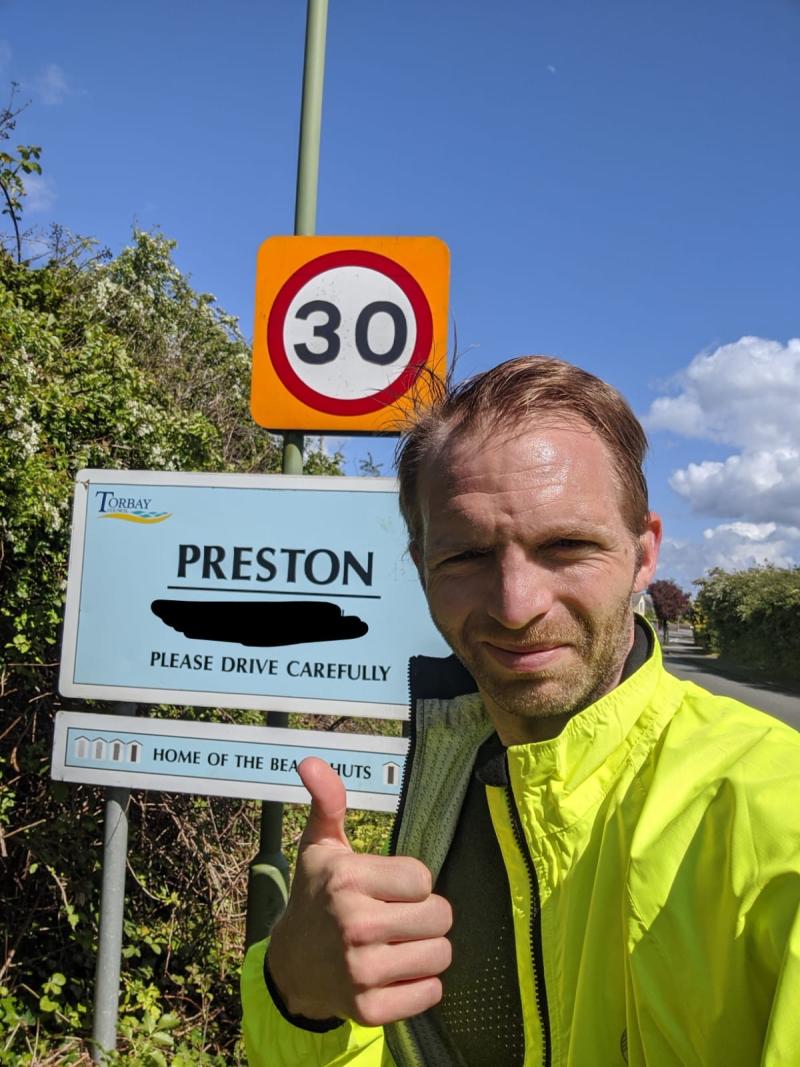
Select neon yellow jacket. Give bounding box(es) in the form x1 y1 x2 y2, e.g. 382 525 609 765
242 638 800 1066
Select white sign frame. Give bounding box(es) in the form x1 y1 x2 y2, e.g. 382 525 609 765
52 712 409 813
59 470 447 718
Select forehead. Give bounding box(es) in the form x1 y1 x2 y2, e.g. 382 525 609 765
416 419 624 537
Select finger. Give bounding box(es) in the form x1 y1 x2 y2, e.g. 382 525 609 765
344 853 434 903
352 977 444 1028
376 895 453 943
298 757 351 851
341 895 453 946
347 936 452 991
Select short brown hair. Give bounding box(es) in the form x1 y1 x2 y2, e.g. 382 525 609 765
395 355 650 547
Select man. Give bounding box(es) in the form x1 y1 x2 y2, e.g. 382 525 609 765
242 357 800 1066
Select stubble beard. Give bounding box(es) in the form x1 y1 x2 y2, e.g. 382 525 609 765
449 594 637 728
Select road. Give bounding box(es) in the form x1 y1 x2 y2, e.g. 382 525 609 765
662 627 800 731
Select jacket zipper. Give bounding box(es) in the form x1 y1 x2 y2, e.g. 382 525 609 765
388 656 418 857
384 658 426 1067
504 760 552 1067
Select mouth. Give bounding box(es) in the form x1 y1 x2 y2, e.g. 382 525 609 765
482 641 569 672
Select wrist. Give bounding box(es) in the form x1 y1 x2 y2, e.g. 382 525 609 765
264 948 343 1032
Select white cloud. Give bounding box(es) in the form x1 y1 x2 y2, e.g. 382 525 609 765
669 448 800 526
33 63 72 106
646 335 800 579
657 522 800 589
23 171 56 214
700 522 800 569
645 336 800 527
645 336 800 451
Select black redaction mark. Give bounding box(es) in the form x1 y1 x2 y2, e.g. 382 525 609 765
151 600 368 648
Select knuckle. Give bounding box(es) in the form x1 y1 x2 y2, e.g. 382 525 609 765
426 976 444 1008
299 847 340 886
344 947 376 990
437 936 453 970
352 990 386 1029
342 913 378 948
412 976 443 1012
327 855 367 895
405 857 432 896
434 893 454 930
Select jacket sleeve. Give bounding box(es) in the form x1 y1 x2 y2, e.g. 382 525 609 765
758 877 800 1066
241 938 391 1067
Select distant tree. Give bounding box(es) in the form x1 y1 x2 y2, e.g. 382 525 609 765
648 579 691 640
0 83 42 263
358 451 383 477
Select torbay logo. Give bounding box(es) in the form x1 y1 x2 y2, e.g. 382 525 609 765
95 490 171 524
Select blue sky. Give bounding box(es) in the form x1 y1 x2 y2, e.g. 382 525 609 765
3 0 799 589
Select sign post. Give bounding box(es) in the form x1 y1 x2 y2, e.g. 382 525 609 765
249 0 330 945
91 704 136 1065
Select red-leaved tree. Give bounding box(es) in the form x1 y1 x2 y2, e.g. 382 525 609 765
648 579 691 634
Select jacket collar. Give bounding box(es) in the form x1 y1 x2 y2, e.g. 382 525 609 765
506 621 673 832
401 618 677 856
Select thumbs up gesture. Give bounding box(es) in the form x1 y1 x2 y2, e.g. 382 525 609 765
266 757 453 1027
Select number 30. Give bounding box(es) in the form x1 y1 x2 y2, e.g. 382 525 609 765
293 300 407 366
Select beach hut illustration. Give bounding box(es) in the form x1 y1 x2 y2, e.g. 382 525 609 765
382 761 401 787
74 736 142 765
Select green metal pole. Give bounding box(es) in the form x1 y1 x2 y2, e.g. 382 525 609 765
92 703 137 1063
245 0 329 949
294 0 329 238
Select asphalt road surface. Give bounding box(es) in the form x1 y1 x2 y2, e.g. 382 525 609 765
662 628 800 732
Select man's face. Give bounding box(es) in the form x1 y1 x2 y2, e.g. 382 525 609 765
413 421 661 745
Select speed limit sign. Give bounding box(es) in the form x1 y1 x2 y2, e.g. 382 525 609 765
251 236 450 433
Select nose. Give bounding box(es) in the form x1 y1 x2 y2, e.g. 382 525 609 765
486 547 555 631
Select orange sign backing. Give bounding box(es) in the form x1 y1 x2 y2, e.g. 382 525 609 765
251 236 449 433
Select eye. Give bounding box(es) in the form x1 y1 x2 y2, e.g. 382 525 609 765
546 538 595 552
438 548 488 567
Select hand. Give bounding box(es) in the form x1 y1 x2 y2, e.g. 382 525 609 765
266 757 453 1027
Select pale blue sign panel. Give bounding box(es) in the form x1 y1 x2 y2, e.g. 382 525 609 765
51 712 409 813
59 471 449 718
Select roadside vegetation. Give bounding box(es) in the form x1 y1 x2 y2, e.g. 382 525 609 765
693 566 800 683
1 99 384 1065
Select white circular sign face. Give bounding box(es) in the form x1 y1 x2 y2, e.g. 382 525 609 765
283 266 417 400
266 250 434 417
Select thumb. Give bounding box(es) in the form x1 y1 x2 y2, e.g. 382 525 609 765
298 757 352 851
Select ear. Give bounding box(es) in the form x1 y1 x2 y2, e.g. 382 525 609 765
633 513 662 592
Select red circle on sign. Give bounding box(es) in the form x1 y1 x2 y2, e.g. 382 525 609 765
266 250 434 416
